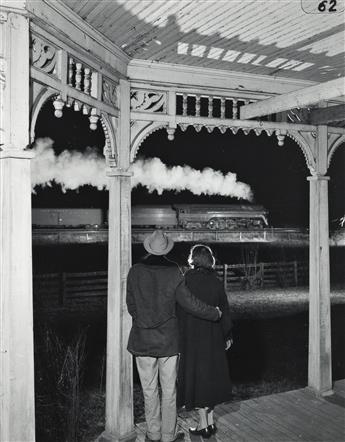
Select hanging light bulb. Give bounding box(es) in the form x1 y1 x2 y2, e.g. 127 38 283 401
65 97 73 108
82 104 90 115
53 95 65 118
89 108 99 130
74 100 81 111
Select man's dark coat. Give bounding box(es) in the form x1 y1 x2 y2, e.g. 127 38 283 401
126 255 219 357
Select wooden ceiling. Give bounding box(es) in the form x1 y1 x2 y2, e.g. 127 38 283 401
62 0 345 83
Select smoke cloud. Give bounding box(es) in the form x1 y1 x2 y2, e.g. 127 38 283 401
31 138 253 200
131 157 253 200
31 138 107 192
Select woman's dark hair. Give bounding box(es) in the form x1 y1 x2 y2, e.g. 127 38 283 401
189 245 215 269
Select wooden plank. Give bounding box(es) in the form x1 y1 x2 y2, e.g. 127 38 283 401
65 279 107 287
206 409 248 441
248 397 302 441
309 104 345 125
216 404 263 441
66 270 107 277
231 402 285 442
175 382 345 442
65 287 107 294
290 389 345 422
33 273 59 279
33 285 59 290
251 394 309 440
240 77 345 119
255 394 314 440
284 391 343 430
334 379 345 395
267 392 339 440
66 287 107 295
66 290 106 298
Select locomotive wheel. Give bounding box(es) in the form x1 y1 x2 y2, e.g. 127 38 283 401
182 221 203 230
226 219 237 230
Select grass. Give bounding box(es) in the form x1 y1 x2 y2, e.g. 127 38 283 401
77 384 146 442
228 285 345 319
35 328 87 442
34 285 345 441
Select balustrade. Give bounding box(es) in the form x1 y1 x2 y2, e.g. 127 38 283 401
175 93 256 120
30 33 119 135
67 56 97 97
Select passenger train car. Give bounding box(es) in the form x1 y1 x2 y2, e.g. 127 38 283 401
32 205 269 230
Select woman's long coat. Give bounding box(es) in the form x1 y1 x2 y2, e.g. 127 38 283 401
177 267 233 409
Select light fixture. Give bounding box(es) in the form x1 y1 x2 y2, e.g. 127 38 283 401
53 95 65 118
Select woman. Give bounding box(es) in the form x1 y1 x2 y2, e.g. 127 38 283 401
177 244 233 439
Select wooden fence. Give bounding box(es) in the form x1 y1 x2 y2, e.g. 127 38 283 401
33 261 308 307
33 270 108 307
215 261 308 291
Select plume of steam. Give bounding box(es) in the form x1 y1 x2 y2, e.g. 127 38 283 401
31 138 107 192
131 157 253 200
31 138 253 200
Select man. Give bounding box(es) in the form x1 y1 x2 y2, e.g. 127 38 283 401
126 230 221 442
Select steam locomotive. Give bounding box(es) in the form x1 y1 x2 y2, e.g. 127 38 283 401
32 205 269 230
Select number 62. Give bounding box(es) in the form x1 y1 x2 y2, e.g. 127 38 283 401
318 0 337 11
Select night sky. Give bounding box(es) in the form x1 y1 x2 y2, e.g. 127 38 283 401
32 101 345 228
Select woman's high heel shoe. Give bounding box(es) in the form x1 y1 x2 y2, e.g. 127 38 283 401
189 426 212 439
207 424 217 435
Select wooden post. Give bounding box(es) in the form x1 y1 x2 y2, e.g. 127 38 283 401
307 174 332 395
307 125 332 396
0 151 36 442
260 262 264 288
294 261 298 286
0 7 36 442
223 264 228 291
60 272 66 306
98 79 136 442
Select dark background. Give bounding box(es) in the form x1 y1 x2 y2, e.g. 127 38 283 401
33 101 345 229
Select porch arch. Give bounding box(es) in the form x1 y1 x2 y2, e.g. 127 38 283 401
328 134 345 169
30 88 118 165
30 87 56 142
286 131 316 175
100 112 118 165
130 121 168 162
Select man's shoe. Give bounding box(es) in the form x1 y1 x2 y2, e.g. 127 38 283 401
207 424 217 435
189 427 211 439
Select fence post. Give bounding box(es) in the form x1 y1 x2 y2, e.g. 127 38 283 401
223 264 228 291
60 272 66 306
260 262 265 287
294 261 298 286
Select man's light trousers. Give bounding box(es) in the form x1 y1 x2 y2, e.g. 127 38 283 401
136 355 179 442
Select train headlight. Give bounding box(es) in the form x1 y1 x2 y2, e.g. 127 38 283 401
207 219 217 230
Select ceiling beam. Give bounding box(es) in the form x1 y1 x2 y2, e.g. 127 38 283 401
240 77 345 120
308 104 345 125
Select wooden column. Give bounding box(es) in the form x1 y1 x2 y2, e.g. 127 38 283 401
307 124 332 396
0 7 36 441
0 151 36 442
98 80 136 441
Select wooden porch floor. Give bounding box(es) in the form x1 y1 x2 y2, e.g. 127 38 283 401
135 380 345 442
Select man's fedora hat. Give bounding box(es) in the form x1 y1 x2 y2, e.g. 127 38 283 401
143 230 174 256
